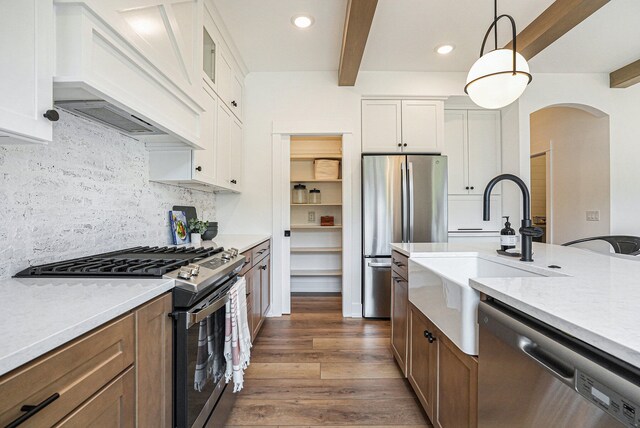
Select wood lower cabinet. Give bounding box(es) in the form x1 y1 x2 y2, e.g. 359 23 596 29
251 264 263 339
408 306 437 420
0 293 173 428
242 239 271 341
391 251 409 376
435 334 478 428
54 368 135 428
135 293 172 428
408 302 478 428
260 255 271 318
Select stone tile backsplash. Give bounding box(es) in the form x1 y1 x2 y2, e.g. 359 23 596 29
0 110 216 279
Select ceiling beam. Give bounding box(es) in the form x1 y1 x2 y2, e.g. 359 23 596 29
505 0 610 60
338 0 378 86
610 59 640 88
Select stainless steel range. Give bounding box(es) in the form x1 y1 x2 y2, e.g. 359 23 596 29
16 245 246 428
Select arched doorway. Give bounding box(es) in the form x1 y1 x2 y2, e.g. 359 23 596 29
529 105 610 248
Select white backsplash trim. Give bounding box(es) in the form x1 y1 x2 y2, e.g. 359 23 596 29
0 110 216 279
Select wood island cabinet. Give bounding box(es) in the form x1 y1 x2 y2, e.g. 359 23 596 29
391 251 409 376
408 306 437 419
404 302 479 428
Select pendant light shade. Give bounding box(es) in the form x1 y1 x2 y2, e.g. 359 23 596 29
465 6 532 109
465 49 530 109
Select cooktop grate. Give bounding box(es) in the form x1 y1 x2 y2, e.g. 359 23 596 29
15 246 223 278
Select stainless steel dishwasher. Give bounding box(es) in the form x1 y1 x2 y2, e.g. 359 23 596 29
478 300 640 428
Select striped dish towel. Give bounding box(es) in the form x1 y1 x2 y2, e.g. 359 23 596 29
224 276 252 392
194 308 225 391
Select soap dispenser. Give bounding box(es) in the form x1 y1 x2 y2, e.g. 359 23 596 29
500 216 517 251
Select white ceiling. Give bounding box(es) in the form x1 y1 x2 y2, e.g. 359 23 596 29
530 0 640 73
213 0 640 74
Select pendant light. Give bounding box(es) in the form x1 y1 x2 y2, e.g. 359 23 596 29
465 0 532 109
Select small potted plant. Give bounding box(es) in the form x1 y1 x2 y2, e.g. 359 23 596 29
188 218 208 245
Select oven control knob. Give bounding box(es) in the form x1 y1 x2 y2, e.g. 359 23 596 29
178 269 192 280
221 252 231 261
229 248 239 257
189 265 200 276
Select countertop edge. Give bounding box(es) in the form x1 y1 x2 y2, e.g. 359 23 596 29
469 278 640 368
0 279 175 377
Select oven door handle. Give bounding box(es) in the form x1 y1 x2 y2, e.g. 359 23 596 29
188 294 229 326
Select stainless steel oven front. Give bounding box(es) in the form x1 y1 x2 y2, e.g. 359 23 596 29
173 277 237 428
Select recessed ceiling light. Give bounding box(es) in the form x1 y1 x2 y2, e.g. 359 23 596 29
436 44 455 55
292 15 314 29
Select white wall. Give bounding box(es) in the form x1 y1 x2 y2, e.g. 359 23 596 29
0 110 216 279
530 107 610 244
216 71 521 316
516 73 640 236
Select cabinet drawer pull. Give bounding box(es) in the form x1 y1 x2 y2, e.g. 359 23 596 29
230 179 237 184
260 265 267 270
231 100 238 107
195 166 202 172
392 276 406 283
7 393 60 428
423 330 436 343
256 249 266 255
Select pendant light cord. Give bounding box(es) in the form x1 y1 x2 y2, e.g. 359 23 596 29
494 0 498 51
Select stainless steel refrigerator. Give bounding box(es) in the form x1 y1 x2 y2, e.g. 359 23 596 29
362 155 448 318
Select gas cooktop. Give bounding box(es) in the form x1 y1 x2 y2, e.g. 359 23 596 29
14 246 224 278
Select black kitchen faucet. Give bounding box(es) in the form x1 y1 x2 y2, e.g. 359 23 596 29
482 174 543 262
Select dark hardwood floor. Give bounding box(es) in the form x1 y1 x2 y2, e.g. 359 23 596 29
213 294 432 427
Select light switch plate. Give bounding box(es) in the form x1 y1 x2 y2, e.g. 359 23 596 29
586 210 600 221
308 211 316 222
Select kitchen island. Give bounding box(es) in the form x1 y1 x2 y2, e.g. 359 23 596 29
390 241 640 428
392 241 640 367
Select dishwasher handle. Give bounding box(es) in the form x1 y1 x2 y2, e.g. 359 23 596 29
519 337 575 386
479 301 577 387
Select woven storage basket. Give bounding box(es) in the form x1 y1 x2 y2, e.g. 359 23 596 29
314 159 340 180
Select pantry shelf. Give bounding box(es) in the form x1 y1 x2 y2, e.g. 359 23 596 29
290 247 343 253
290 269 342 277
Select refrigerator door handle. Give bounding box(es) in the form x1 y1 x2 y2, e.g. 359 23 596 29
408 161 415 242
367 262 392 268
401 161 407 243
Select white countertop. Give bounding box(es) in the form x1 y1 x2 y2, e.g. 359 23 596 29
179 234 271 253
210 234 270 253
0 234 271 376
392 241 640 368
0 277 174 376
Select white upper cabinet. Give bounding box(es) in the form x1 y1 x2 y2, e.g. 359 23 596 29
401 100 444 153
0 0 54 144
193 86 218 185
467 110 501 195
215 102 232 189
443 111 469 195
443 109 501 195
217 48 243 122
361 100 402 152
362 99 444 153
202 16 219 94
228 117 243 191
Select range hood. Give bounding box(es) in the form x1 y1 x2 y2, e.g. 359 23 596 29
55 100 164 136
54 2 205 150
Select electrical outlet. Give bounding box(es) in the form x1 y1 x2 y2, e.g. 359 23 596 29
586 210 600 221
308 211 316 222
